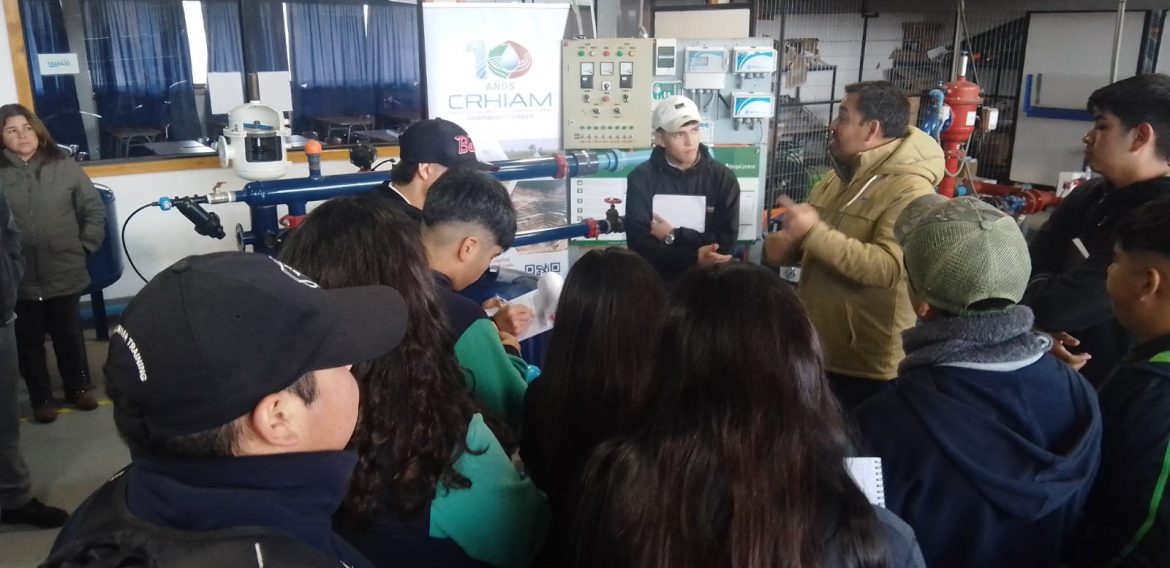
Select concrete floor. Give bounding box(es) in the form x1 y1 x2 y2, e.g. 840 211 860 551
0 337 129 568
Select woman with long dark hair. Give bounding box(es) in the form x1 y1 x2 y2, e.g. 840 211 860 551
565 263 925 568
520 247 665 564
0 104 104 424
278 196 548 568
521 247 664 508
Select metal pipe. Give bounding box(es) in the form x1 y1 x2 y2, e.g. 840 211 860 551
512 219 612 248
951 3 964 81
185 148 653 254
1110 0 1128 83
228 149 652 206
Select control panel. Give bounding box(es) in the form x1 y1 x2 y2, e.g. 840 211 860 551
563 38 655 149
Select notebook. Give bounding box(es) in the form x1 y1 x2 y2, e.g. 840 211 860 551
653 194 707 232
845 457 886 507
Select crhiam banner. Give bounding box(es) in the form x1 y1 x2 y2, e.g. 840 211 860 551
423 3 571 276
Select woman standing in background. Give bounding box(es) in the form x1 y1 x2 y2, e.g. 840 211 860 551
0 104 104 424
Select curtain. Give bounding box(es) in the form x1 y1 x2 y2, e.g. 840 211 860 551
80 0 201 154
20 0 88 152
287 2 372 135
242 0 289 73
367 2 421 122
201 0 244 73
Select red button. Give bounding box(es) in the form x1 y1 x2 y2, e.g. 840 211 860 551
603 50 610 56
602 96 610 102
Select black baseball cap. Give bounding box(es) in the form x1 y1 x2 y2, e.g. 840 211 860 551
106 251 408 445
399 118 497 171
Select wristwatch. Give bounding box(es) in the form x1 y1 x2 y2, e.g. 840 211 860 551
663 230 676 245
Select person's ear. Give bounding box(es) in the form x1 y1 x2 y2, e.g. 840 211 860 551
865 119 883 142
419 162 445 182
456 235 481 263
907 286 933 320
1140 265 1163 300
244 391 305 451
1131 123 1156 154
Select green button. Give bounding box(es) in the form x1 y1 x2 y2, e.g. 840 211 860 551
617 51 624 57
578 50 585 56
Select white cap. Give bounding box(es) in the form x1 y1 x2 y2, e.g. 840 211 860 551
652 96 702 133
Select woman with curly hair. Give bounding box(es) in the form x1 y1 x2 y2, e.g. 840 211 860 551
278 195 548 568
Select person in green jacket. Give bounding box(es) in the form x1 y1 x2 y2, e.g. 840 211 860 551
421 169 531 430
0 104 105 424
279 196 549 568
1070 197 1170 567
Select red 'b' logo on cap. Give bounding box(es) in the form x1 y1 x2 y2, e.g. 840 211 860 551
454 135 475 155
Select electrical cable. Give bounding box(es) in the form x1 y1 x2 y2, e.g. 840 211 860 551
372 158 396 171
122 202 159 284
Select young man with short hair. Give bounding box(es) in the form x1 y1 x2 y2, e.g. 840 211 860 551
1025 73 1170 385
421 170 530 430
854 195 1101 568
1069 198 1170 568
45 252 408 568
625 95 741 283
372 118 531 338
371 118 496 221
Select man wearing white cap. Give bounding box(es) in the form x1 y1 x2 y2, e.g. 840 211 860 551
625 96 741 283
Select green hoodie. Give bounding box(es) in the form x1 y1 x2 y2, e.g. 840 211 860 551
797 127 945 380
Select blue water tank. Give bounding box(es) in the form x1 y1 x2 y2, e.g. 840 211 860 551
87 185 124 292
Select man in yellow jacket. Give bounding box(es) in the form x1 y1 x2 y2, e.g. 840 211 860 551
765 81 944 411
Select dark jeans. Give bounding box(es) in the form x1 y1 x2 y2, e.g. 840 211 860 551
0 321 32 508
826 372 896 414
14 295 92 407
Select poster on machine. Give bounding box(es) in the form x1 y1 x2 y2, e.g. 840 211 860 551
423 3 571 276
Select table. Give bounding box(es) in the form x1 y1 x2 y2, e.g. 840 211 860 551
313 115 375 143
145 140 215 157
103 127 163 158
354 129 400 145
286 134 310 150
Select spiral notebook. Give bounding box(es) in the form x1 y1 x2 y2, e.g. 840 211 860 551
845 457 886 507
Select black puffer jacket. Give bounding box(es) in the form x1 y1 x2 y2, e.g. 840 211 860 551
0 148 104 300
625 145 740 283
1023 175 1170 385
0 186 22 323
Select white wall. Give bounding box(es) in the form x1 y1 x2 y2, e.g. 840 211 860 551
0 6 19 105
97 159 369 300
1011 11 1145 187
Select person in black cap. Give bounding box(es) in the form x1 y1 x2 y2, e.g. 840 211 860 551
371 118 496 222
370 118 531 339
45 252 408 568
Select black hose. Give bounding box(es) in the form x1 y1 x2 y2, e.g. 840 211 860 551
121 202 159 283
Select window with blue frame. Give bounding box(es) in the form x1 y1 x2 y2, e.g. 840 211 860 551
16 0 422 162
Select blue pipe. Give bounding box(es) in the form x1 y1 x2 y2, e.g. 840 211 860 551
230 149 654 207
185 149 652 254
512 220 611 248
230 171 390 207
